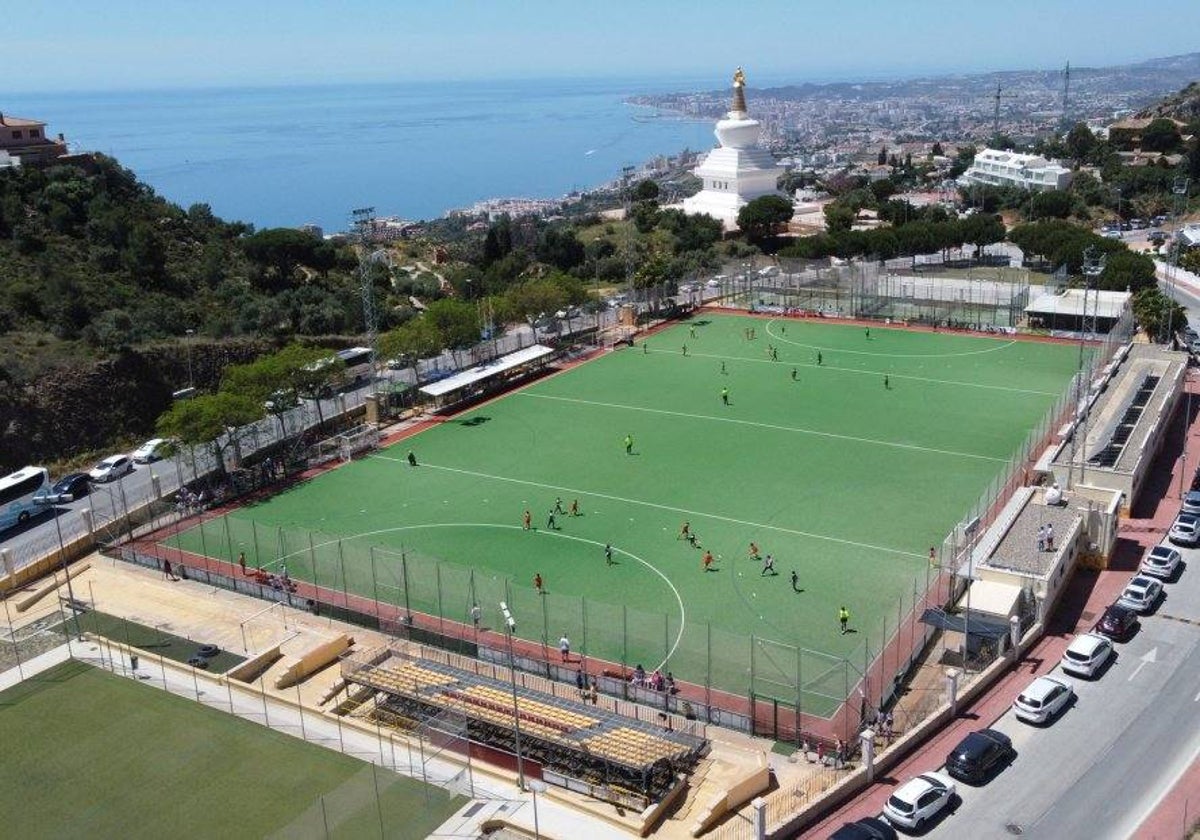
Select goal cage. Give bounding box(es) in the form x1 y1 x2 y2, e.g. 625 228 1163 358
308 423 381 466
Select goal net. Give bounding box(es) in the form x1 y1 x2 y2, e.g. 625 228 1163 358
308 424 380 466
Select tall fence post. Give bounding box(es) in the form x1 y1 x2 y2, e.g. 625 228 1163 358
224 515 235 567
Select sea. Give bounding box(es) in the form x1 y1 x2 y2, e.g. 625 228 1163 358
5 77 721 233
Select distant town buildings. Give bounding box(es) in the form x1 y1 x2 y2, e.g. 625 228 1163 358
958 148 1073 192
0 112 69 168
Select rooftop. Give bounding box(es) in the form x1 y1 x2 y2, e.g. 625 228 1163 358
1051 343 1185 476
1025 289 1131 321
0 114 44 128
981 490 1082 578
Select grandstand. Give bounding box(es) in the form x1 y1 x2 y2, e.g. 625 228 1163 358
342 647 708 809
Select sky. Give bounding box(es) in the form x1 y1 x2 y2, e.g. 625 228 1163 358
9 0 1200 93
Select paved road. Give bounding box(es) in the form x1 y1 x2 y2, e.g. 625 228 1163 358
917 545 1200 839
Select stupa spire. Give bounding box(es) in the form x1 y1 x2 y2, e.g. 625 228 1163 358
731 66 747 115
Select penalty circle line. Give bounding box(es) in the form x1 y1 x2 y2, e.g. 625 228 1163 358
256 521 686 672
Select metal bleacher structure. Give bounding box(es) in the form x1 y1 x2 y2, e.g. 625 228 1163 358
1087 374 1161 468
341 646 709 809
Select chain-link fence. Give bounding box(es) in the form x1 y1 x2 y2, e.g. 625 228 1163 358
702 248 1037 329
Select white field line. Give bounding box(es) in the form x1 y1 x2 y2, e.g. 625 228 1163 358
764 318 1019 359
518 392 1009 464
373 455 926 560
268 522 686 671
645 346 1057 397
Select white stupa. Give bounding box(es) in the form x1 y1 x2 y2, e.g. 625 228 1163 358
682 67 786 229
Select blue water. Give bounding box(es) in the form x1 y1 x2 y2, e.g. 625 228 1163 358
5 78 719 232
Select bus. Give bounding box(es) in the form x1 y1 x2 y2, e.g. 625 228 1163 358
0 466 50 534
335 347 374 385
304 347 375 393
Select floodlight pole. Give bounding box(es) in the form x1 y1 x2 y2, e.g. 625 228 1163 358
52 507 83 641
501 601 527 790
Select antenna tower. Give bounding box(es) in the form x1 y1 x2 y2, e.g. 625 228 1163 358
1061 61 1072 130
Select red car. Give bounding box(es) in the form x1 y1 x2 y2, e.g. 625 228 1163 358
1093 604 1137 641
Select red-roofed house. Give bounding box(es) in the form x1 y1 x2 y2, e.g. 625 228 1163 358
0 112 69 167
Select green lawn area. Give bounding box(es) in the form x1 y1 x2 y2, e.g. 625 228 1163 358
51 611 245 672
170 314 1083 713
0 661 463 840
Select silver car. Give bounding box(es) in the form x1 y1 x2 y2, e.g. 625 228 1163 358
1169 512 1200 546
1140 545 1181 580
1116 575 1162 613
88 454 133 483
1182 491 1200 516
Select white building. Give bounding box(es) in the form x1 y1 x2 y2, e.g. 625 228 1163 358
959 148 1073 192
681 68 786 229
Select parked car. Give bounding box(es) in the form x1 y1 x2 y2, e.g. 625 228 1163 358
1013 675 1073 724
88 454 133 483
1094 603 1138 641
1060 632 1113 678
1169 512 1200 546
830 816 899 840
1140 544 1182 580
132 437 169 464
1102 229 1122 239
1116 575 1162 613
944 728 1014 784
33 473 91 506
1181 492 1200 516
882 772 956 831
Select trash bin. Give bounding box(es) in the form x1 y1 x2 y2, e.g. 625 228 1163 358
130 655 139 670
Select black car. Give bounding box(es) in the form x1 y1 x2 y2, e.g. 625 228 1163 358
1094 603 1138 641
944 728 1014 784
33 472 91 506
829 816 899 840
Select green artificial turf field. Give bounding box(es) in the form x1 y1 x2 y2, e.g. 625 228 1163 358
170 314 1084 713
0 660 463 839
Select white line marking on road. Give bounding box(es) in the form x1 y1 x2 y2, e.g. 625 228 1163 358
1128 646 1158 681
519 392 1009 463
648 346 1057 396
374 455 926 559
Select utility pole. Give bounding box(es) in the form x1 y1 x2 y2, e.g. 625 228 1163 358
623 165 636 302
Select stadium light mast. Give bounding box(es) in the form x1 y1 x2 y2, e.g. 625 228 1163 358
1071 247 1106 488
500 601 527 790
351 207 382 407
1166 176 1191 344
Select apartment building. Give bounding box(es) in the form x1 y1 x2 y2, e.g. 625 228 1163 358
958 148 1073 192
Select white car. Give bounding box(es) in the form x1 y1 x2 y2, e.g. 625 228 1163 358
1169 512 1200 546
1060 633 1113 678
1116 575 1162 613
88 454 133 483
131 438 169 464
1014 675 1073 724
883 771 956 831
1140 545 1181 580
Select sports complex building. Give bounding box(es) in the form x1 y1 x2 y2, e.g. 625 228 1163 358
11 267 1188 837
